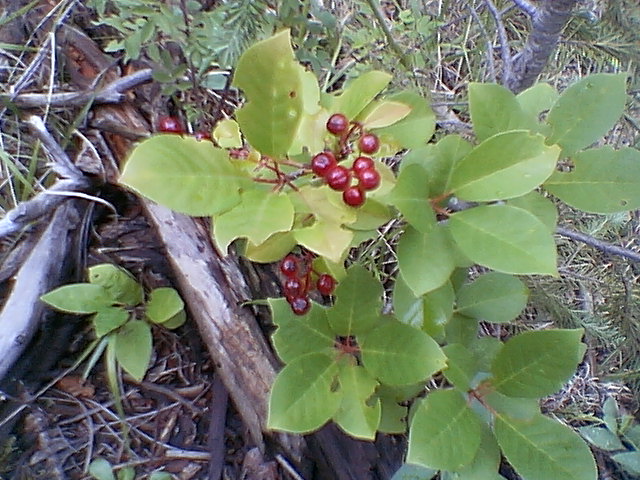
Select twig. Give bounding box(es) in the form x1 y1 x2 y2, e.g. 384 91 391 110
276 454 306 480
2 68 153 109
467 4 496 82
27 115 83 178
484 0 513 84
556 226 640 263
363 0 412 70
512 0 538 17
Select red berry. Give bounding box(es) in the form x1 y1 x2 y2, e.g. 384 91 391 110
357 168 381 191
352 156 375 173
157 116 183 134
325 165 351 191
358 133 380 154
343 186 366 207
311 151 337 176
290 296 311 315
316 274 336 296
283 277 304 298
280 255 298 277
194 130 211 141
326 113 349 135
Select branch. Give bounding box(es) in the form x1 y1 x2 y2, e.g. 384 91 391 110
512 0 538 17
556 226 640 263
1 69 152 109
485 0 513 84
363 0 412 70
505 0 578 93
27 115 83 178
467 4 497 82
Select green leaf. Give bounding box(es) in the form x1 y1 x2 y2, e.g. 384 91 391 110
546 73 627 155
359 100 412 129
93 308 130 337
449 423 502 480
114 320 152 381
89 458 116 480
374 91 436 149
391 464 438 480
149 473 172 480
294 220 353 264
443 343 476 391
347 198 393 231
494 413 597 480
243 231 298 263
327 265 383 336
468 83 533 141
444 314 478 347
603 396 619 434
578 425 625 451
612 451 640 475
145 287 184 324
516 83 559 121
361 320 446 386
116 467 135 480
41 283 112 314
212 119 242 148
408 390 482 470
332 71 392 119
449 205 558 276
469 337 503 372
456 272 529 323
483 391 539 421
334 363 381 439
89 264 143 306
544 147 640 213
269 298 335 363
120 135 246 216
491 329 586 398
378 396 409 434
267 353 341 433
213 190 294 253
397 225 456 296
389 164 436 233
294 185 357 225
507 191 558 232
161 310 186 329
401 135 473 196
449 131 560 202
233 30 304 156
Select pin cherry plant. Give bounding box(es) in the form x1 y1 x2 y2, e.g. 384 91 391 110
119 30 640 480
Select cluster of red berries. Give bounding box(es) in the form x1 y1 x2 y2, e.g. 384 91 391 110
310 113 382 208
157 115 211 141
280 254 336 315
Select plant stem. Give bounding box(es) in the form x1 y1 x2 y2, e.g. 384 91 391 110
363 0 412 71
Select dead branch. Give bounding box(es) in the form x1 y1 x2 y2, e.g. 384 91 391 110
556 227 640 263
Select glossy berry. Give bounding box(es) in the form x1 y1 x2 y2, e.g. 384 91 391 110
343 186 366 207
326 113 349 135
311 152 337 176
316 274 336 296
357 168 381 191
325 165 351 191
194 130 211 141
358 133 380 154
157 115 183 134
283 277 304 298
352 156 375 174
290 296 311 315
280 255 298 277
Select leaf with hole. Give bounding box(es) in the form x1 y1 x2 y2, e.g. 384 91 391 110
89 263 143 306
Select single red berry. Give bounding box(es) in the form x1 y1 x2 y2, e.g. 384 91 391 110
343 186 366 207
280 255 298 277
326 113 349 135
325 165 351 191
358 133 380 154
316 274 336 296
357 167 381 191
194 130 211 141
290 296 311 315
157 115 183 134
352 156 375 173
311 151 337 177
283 277 304 298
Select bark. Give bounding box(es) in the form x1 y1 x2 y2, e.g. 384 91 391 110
505 0 578 93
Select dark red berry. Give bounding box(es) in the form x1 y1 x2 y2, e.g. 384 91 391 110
358 133 380 154
325 165 351 191
290 296 311 315
311 151 337 176
352 156 375 173
316 274 336 296
158 116 183 134
343 186 366 207
283 277 304 298
357 168 381 191
194 130 211 141
280 255 298 277
326 113 349 135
